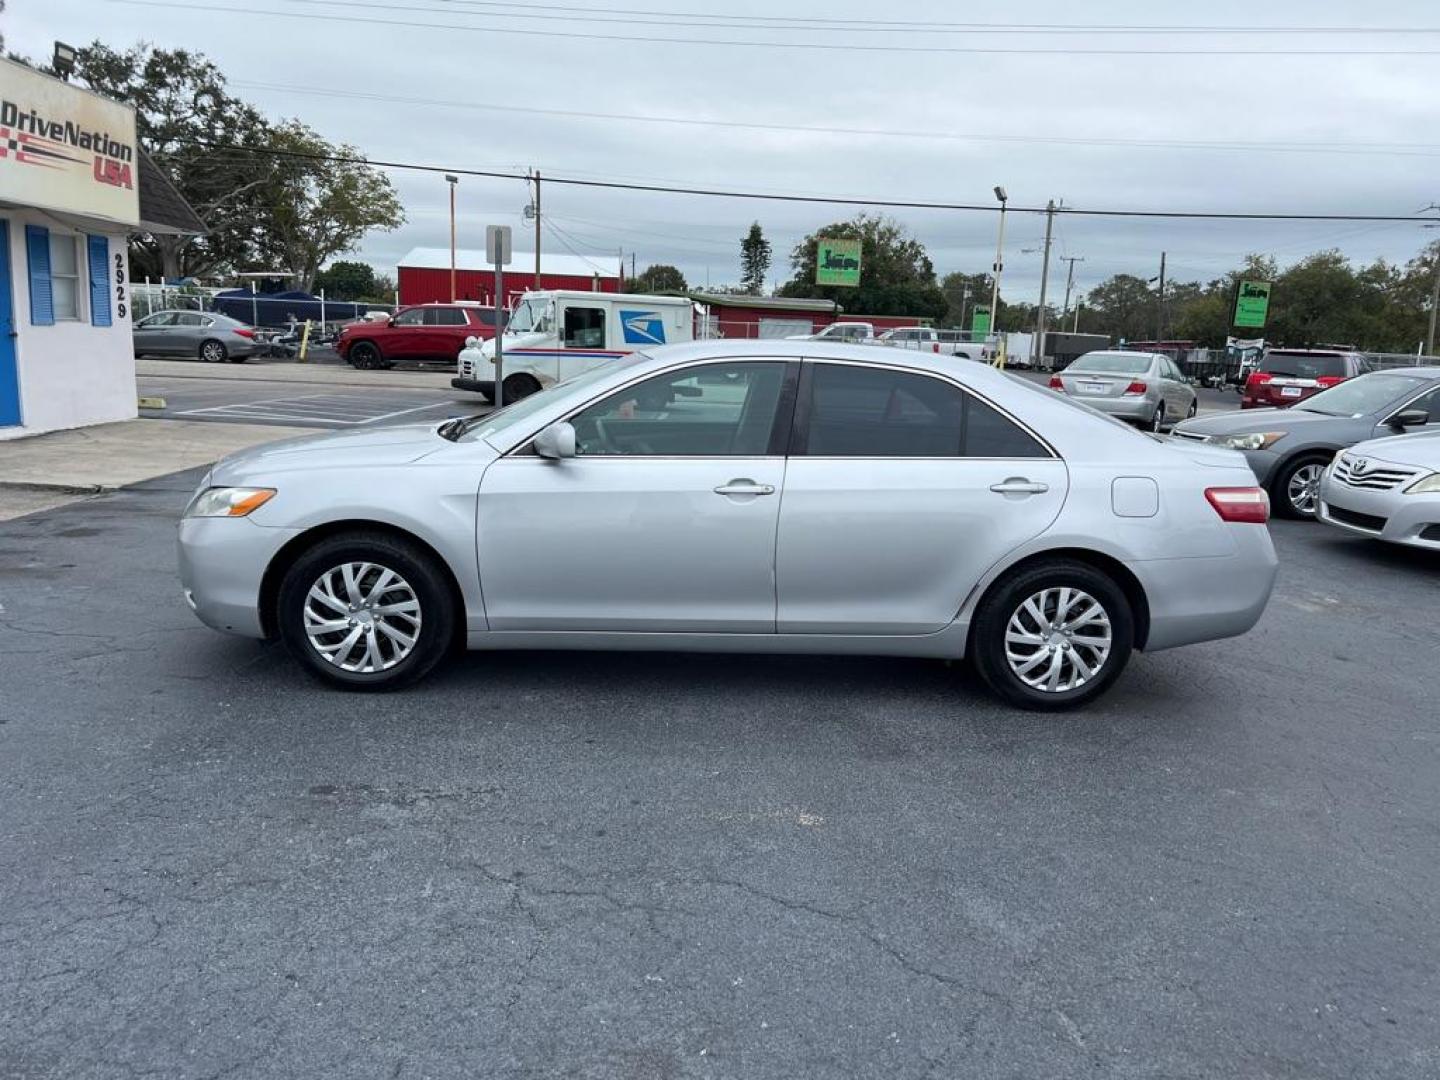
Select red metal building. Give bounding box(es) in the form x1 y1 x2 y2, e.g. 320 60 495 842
688 292 928 339
396 248 621 306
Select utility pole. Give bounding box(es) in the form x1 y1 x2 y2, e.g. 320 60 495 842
1034 199 1057 367
1423 204 1440 356
1073 299 1083 333
1155 251 1167 343
1060 255 1084 327
533 170 542 291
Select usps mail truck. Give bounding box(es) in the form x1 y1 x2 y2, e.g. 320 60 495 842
452 290 695 402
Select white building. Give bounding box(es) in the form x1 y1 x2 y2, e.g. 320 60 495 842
0 58 202 440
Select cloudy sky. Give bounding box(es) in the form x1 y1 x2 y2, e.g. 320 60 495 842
12 0 1440 301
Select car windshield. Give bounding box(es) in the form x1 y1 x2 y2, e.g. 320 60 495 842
1259 352 1346 379
1067 354 1151 375
507 299 549 335
1295 372 1427 417
455 353 652 441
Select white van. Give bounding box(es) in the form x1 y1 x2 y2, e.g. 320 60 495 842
452 290 694 401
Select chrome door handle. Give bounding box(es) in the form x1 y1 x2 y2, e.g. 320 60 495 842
989 478 1049 495
714 479 775 496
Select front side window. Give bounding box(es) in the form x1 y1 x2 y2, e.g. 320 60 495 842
393 308 426 327
139 312 177 328
570 361 787 457
563 306 606 349
50 235 82 320
803 363 1047 458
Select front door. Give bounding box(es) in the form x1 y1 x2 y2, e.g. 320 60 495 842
387 307 428 358
477 359 794 632
776 361 1068 635
0 221 18 427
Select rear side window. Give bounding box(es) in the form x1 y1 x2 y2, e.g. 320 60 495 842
428 307 470 326
1260 352 1345 378
801 364 1047 458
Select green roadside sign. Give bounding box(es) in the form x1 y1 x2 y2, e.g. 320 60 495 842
1234 280 1273 329
971 305 992 337
815 238 862 287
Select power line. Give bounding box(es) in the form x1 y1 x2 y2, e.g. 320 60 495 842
113 1 1440 55
165 138 1440 223
229 79 1440 159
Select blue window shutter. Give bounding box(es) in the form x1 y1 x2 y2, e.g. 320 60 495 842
25 225 54 326
88 235 112 327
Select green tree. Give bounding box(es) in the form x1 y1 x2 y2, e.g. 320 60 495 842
68 42 273 281
740 222 772 295
1082 274 1158 343
313 260 378 301
629 264 688 293
251 121 404 291
779 214 946 320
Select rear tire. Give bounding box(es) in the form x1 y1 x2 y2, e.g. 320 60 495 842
969 559 1135 711
1185 397 1198 420
1147 402 1166 432
1271 454 1329 520
199 339 227 364
276 531 458 691
502 373 542 402
349 341 383 370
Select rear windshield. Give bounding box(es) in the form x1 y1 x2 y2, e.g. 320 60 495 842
1068 353 1151 375
1260 352 1345 378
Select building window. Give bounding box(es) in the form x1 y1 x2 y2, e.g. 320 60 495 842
50 234 83 321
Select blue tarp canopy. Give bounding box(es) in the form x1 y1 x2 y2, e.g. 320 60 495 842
212 288 374 328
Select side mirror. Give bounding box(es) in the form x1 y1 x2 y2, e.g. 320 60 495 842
533 421 576 460
1389 409 1429 430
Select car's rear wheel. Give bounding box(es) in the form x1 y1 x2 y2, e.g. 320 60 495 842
502 373 542 403
970 559 1135 711
1148 402 1166 432
276 531 457 690
1185 397 1198 420
1272 455 1328 519
349 341 383 370
199 339 227 364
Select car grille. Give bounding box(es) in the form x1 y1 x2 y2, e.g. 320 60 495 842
1327 505 1388 532
1333 454 1418 491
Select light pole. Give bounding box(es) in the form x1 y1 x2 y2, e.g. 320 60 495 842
444 174 459 302
1060 255 1085 327
989 186 1008 341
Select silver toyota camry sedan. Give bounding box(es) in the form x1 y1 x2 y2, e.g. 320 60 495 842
178 341 1278 710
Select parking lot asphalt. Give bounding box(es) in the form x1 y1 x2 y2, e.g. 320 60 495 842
1 471 1436 1079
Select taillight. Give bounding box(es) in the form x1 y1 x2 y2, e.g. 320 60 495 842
1316 376 1345 388
232 328 255 339
1206 486 1270 524
1048 376 1064 390
1246 371 1272 387
1124 381 1148 395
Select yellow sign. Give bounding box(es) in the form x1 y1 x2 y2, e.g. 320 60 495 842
0 58 140 227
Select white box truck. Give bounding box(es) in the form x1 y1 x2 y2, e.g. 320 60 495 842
452 289 694 401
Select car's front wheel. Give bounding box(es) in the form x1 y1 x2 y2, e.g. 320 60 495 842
502 373 542 403
970 559 1135 710
1272 455 1329 519
276 531 457 690
349 341 383 370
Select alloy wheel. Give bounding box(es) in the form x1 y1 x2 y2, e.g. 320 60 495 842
1287 463 1324 516
303 561 422 673
201 341 224 363
1004 587 1113 694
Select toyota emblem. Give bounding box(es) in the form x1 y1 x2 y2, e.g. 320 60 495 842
1351 458 1369 475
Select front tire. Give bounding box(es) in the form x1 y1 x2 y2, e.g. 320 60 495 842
276 531 457 691
349 341 383 370
1271 455 1328 519
502 373 542 403
199 339 227 364
970 559 1135 711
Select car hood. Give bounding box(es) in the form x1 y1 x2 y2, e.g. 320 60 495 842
1343 429 1440 470
1172 407 1353 438
211 421 456 482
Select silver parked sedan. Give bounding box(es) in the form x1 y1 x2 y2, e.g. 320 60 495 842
1318 431 1440 549
133 309 258 363
1050 351 1198 431
178 341 1277 710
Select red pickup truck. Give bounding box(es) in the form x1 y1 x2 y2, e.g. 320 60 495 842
336 304 499 369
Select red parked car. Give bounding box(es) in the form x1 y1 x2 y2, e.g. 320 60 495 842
336 304 499 370
1241 348 1370 409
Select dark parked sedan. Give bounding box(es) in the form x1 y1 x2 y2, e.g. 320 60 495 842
1172 368 1440 517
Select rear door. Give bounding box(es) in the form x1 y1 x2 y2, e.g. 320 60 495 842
172 312 208 357
428 306 473 361
775 360 1068 635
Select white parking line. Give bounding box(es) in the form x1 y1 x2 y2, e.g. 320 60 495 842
178 394 446 426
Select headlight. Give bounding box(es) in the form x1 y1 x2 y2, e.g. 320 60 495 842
184 487 276 518
1206 431 1287 451
1405 473 1440 495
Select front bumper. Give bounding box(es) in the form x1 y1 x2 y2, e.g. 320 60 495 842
178 517 301 638
1318 475 1440 550
451 377 495 399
